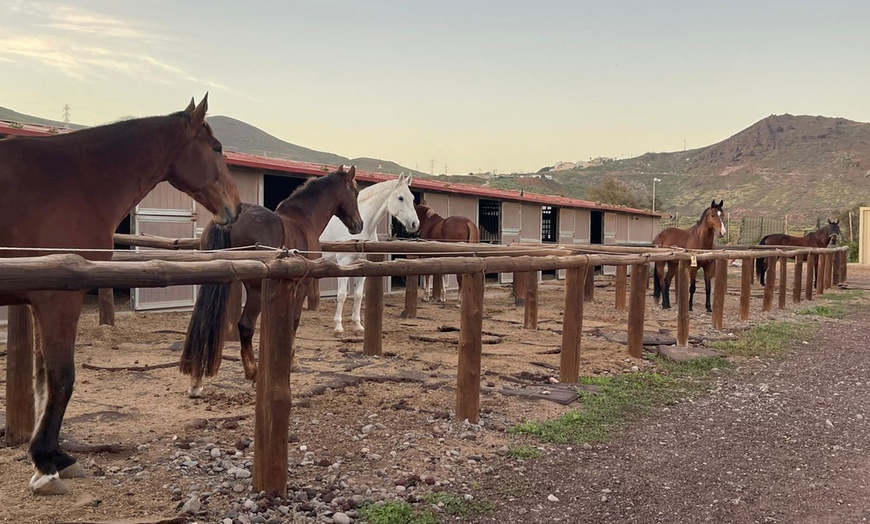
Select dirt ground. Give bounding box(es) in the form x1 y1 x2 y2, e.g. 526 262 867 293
0 264 858 523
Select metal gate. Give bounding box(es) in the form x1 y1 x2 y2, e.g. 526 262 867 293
500 202 522 284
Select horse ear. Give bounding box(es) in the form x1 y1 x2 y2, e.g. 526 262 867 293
718 200 724 208
347 165 357 179
711 200 716 208
406 173 413 186
190 93 208 128
184 97 195 113
836 219 841 224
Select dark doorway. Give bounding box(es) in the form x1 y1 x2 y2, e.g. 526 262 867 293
591 210 604 244
478 199 501 244
264 174 307 211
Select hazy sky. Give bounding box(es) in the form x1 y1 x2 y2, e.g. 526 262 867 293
2 1 869 174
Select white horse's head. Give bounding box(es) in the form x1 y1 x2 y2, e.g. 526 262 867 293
388 172 419 232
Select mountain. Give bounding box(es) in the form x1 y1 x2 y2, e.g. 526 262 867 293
0 106 86 130
485 114 870 225
207 116 428 177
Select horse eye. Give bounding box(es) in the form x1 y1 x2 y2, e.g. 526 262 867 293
398 196 404 202
213 143 222 154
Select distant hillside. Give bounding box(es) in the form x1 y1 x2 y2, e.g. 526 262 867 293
208 116 427 177
0 106 86 130
487 114 870 225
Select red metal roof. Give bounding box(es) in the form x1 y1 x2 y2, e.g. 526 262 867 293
0 120 663 217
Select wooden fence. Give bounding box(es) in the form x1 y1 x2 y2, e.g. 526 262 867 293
1 237 849 495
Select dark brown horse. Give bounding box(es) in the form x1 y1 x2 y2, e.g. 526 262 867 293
756 219 841 286
415 203 480 302
653 200 727 312
0 95 241 495
182 166 363 397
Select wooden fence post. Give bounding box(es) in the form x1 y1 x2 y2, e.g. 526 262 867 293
825 253 834 290
456 272 484 423
614 265 627 312
363 254 385 356
560 264 588 383
793 254 803 304
306 279 320 311
777 256 787 309
712 258 727 330
523 271 538 330
739 258 752 321
677 259 690 347
5 305 34 447
816 253 828 296
225 280 242 341
762 256 776 312
402 272 418 319
584 266 595 302
252 278 295 496
627 263 649 358
841 250 848 283
512 272 527 307
432 272 447 302
805 253 814 301
98 288 114 326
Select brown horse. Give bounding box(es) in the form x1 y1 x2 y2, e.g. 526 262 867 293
415 203 480 302
0 95 241 495
182 166 363 397
756 219 841 286
653 200 727 312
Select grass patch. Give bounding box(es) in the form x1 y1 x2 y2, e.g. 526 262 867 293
507 445 541 460
797 304 843 318
359 501 438 524
422 493 496 518
713 321 803 357
824 290 863 301
511 356 734 445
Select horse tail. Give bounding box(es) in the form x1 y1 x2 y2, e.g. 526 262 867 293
467 221 480 243
180 222 233 379
653 262 662 303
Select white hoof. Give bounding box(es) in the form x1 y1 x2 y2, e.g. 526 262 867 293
353 326 365 335
187 385 203 398
30 472 67 496
422 296 430 302
333 327 345 337
59 462 86 479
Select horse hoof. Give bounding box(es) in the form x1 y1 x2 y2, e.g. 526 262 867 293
187 386 204 398
59 462 86 479
422 297 430 302
353 327 365 335
333 329 344 337
30 473 68 496
662 305 671 310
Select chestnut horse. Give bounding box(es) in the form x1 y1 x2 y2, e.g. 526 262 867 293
653 200 727 312
415 203 480 302
756 219 841 286
0 95 241 495
182 166 363 398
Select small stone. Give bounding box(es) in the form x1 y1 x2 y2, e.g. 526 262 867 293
582 443 593 450
547 494 559 502
251 516 266 524
396 485 407 493
223 519 233 524
826 419 834 428
361 424 376 434
210 448 222 459
496 446 510 456
233 484 246 493
333 512 352 524
278 505 290 515
180 495 202 515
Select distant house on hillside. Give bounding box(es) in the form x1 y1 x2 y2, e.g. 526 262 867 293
553 161 576 171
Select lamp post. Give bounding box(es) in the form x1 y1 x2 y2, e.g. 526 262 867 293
652 178 662 212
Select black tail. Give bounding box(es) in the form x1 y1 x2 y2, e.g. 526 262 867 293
756 235 770 284
653 262 662 304
180 223 232 379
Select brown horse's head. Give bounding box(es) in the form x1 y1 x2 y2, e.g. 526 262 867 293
333 165 364 235
827 219 841 245
167 94 241 225
704 200 727 238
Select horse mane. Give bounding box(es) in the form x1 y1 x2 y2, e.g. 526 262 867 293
694 206 712 226
275 171 342 211
357 178 400 203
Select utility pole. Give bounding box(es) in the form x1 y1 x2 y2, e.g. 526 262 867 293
62 104 71 128
429 159 435 176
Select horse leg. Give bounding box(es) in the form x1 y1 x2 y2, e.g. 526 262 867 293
653 262 663 304
28 292 84 495
704 266 713 313
456 274 463 305
351 276 366 334
238 282 262 386
688 267 699 312
662 262 675 309
289 279 309 371
438 274 448 303
333 276 349 335
422 275 431 302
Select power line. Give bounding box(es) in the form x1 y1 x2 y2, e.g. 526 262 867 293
429 159 435 176
62 104 71 128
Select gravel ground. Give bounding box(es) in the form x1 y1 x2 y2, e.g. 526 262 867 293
469 279 870 523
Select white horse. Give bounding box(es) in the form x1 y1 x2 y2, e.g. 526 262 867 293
320 173 419 334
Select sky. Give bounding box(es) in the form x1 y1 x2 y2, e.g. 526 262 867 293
2 0 870 175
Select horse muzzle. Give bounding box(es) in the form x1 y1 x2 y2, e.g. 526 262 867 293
347 219 364 235
214 204 240 226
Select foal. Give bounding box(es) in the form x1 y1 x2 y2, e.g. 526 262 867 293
653 200 727 312
182 166 363 397
415 203 481 302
